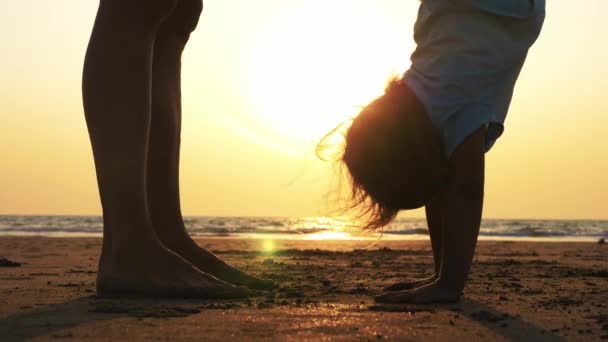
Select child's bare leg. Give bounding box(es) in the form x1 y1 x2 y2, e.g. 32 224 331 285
83 0 249 298
376 127 485 303
383 201 442 291
146 0 273 290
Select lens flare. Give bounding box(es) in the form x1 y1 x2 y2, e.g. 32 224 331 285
261 239 276 253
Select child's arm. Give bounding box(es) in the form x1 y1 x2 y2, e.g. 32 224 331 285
436 127 485 292
375 127 486 303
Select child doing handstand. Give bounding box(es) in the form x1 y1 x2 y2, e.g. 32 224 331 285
338 0 545 303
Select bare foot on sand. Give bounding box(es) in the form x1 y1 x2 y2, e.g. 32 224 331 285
97 237 251 298
383 274 438 292
375 281 460 304
162 237 275 290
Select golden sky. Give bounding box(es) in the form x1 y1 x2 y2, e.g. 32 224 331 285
1 1 607 219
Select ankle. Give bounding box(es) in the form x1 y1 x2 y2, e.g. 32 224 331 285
148 214 190 245
156 229 193 250
103 214 157 242
102 231 160 261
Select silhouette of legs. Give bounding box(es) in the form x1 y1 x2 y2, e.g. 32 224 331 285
82 0 249 297
146 0 273 289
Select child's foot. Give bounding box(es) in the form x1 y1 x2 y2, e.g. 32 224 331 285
383 274 438 292
163 236 275 290
374 281 460 304
97 238 251 298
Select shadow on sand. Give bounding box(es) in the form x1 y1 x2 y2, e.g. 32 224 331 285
458 299 567 341
370 298 567 341
0 296 209 341
1 296 567 341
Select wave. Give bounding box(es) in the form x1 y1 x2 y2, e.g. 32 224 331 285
0 216 607 239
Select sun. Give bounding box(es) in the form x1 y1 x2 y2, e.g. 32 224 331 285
239 1 413 154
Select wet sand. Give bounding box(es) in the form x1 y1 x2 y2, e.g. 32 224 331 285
0 237 607 341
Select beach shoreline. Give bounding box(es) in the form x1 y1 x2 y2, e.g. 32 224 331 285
1 237 607 341
2 215 606 242
0 234 604 244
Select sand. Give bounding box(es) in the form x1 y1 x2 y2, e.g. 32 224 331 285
0 236 606 341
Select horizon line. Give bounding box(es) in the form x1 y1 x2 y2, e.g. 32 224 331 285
0 213 607 222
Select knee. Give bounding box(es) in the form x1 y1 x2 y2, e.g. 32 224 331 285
162 0 204 37
99 0 179 26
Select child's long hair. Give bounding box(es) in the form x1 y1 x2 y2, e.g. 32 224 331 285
318 78 447 231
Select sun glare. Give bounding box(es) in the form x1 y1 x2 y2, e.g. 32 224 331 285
240 1 413 153
303 231 357 241
261 239 276 253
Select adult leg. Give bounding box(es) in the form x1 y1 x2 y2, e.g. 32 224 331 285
376 127 485 303
83 0 248 297
383 200 443 291
146 0 273 289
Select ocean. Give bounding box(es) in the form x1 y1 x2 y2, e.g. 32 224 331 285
0 215 606 242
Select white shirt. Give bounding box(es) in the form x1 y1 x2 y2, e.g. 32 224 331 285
403 0 545 157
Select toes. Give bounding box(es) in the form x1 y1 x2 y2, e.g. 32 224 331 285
183 281 253 299
382 276 438 292
374 291 411 303
375 288 461 304
383 282 416 292
374 293 391 303
219 267 275 290
246 277 276 290
260 279 276 290
213 285 252 299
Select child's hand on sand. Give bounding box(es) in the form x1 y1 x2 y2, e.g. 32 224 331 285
375 281 460 304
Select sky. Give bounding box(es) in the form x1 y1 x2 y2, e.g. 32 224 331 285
0 1 607 219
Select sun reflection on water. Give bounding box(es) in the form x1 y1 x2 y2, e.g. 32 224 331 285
299 217 363 240
303 231 360 241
